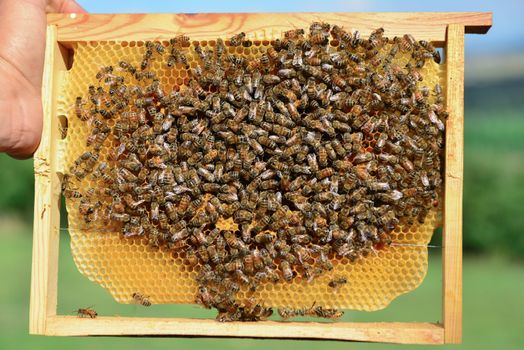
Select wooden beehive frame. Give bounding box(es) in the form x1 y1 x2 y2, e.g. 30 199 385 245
30 12 491 344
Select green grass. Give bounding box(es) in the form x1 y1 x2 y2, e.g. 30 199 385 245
0 225 523 350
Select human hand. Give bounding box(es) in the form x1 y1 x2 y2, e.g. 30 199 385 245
0 0 86 159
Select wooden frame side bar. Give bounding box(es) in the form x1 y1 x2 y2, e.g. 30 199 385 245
45 316 444 344
443 24 465 344
46 12 491 44
30 25 64 335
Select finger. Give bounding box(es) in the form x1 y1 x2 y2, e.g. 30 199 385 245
2 92 43 159
47 0 87 13
8 148 38 160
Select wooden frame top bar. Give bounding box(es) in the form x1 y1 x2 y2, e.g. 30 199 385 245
48 12 492 44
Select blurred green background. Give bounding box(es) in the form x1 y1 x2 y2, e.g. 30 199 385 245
1 1 523 349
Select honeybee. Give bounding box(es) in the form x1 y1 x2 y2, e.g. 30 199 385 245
74 97 90 121
132 292 152 307
170 34 190 47
229 32 246 46
328 276 348 289
182 246 198 267
266 47 279 61
118 60 136 75
223 230 248 251
96 65 114 80
233 269 249 285
280 260 293 282
195 286 214 309
253 232 273 244
316 167 334 180
419 40 441 63
331 25 351 42
309 304 344 320
277 307 307 319
284 28 305 39
353 152 374 164
317 147 328 167
76 307 97 318
63 189 82 199
110 212 130 222
310 32 329 46
398 34 417 51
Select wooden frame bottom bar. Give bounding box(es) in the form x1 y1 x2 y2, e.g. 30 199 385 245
44 316 444 344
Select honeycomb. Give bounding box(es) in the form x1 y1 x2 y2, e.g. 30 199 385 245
57 34 444 311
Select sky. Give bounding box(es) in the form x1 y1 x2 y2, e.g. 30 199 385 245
76 0 524 57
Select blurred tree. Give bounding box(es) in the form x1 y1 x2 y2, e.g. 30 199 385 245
462 77 524 258
0 154 34 219
463 139 524 258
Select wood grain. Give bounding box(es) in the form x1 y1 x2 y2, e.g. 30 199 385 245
45 316 444 344
443 24 465 344
47 13 491 45
30 25 55 335
29 25 66 335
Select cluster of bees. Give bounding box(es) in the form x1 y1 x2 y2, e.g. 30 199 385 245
65 22 445 321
